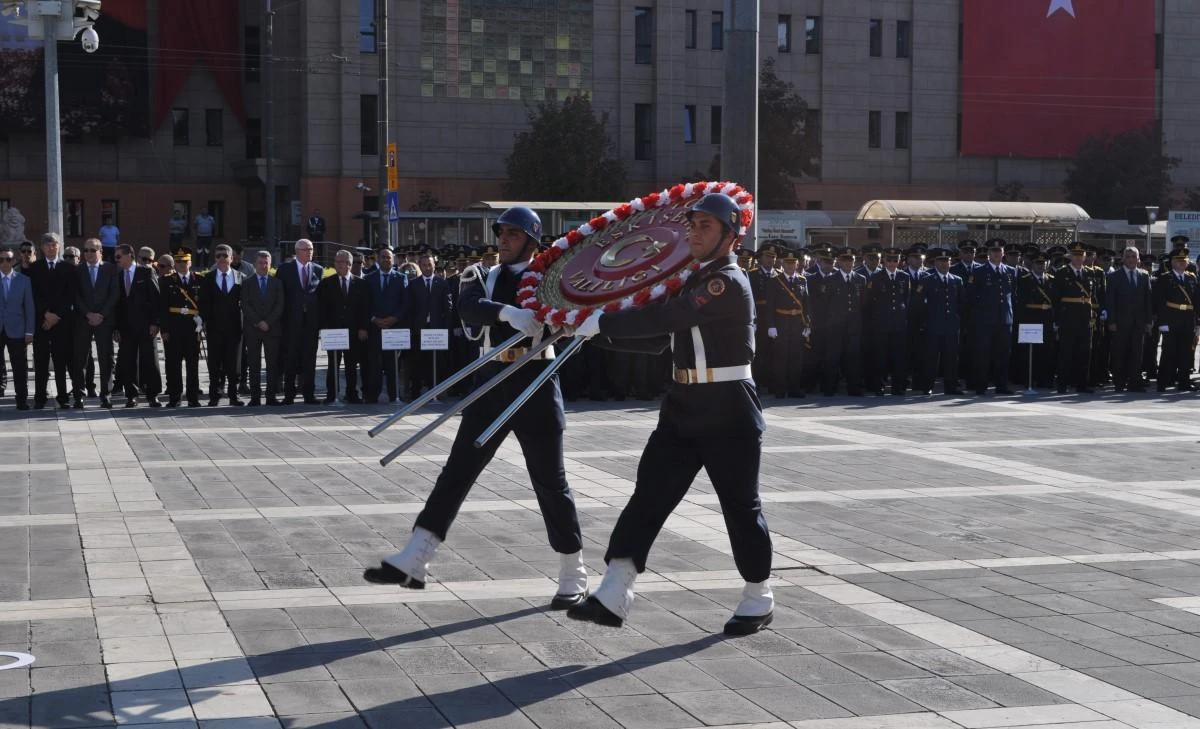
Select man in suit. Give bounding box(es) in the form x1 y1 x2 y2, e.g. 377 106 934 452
363 247 408 403
865 247 912 396
965 239 1016 395
241 250 285 406
405 251 452 399
915 249 965 395
28 232 77 408
1052 243 1101 394
114 244 162 407
1106 246 1153 392
277 239 324 404
0 248 34 410
159 248 203 407
73 238 119 408
200 244 245 406
318 250 370 403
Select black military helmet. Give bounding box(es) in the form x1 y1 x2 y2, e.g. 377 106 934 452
492 206 542 240
687 193 741 236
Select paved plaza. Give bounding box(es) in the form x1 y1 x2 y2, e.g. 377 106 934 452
4 392 1200 728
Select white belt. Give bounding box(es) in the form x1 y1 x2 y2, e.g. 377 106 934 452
674 364 753 384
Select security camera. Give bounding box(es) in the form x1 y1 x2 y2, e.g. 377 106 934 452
355 182 371 191
80 27 99 53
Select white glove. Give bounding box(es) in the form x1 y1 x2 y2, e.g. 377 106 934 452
1194 326 1200 338
193 315 203 334
497 305 542 337
767 327 779 339
1099 310 1108 322
803 328 812 339
574 313 603 339
1159 324 1170 333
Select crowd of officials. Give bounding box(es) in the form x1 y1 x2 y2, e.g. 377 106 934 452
1 231 1198 411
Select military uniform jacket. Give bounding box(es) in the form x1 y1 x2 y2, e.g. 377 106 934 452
1154 269 1199 333
1051 266 1099 329
160 271 203 334
763 273 809 333
749 267 777 315
598 254 764 437
966 263 1015 327
811 270 866 334
1014 271 1055 326
866 269 911 334
915 271 964 336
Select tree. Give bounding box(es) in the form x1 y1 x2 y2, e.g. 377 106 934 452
410 190 448 212
504 95 627 201
990 181 1030 202
1063 125 1179 218
755 57 821 209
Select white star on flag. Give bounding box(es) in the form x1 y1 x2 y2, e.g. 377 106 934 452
1047 0 1076 17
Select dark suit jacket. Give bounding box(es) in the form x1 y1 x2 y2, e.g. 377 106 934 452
406 275 453 328
28 258 77 323
317 275 369 332
76 261 119 326
364 269 408 323
917 271 964 336
276 259 324 329
199 268 244 331
241 272 284 337
116 265 160 334
1105 267 1152 329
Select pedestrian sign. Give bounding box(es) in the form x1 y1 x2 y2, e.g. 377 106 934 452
386 192 400 222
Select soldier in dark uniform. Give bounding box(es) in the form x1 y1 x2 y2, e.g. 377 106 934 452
763 250 809 398
1142 253 1160 380
160 248 203 407
1052 243 1100 393
854 244 883 279
902 244 928 387
1154 247 1199 392
811 248 866 396
865 247 911 396
568 193 773 636
914 249 964 395
966 239 1016 395
951 240 979 384
748 244 778 387
1013 249 1056 388
363 206 588 611
1086 245 1112 387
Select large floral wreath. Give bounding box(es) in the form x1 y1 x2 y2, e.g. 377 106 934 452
515 181 754 329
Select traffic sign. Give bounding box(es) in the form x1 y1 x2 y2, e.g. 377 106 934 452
386 142 398 168
387 167 399 191
386 191 400 222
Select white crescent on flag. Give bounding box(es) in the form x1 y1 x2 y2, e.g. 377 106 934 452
1047 0 1076 18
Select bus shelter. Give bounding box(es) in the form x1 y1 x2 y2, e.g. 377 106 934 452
855 200 1091 249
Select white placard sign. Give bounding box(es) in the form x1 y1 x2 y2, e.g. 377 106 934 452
1017 323 1044 344
420 328 450 350
382 329 411 351
319 328 350 350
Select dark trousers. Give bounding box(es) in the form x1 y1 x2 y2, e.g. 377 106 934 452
820 329 863 395
3 338 28 405
868 329 907 394
1056 321 1093 389
769 326 807 396
163 327 201 402
414 396 582 554
206 325 241 398
116 330 160 399
605 425 771 582
72 324 114 398
283 324 319 400
325 343 364 400
405 343 444 396
1159 327 1193 389
34 322 73 403
244 330 280 400
364 329 399 402
922 331 960 392
1110 324 1147 389
971 323 1012 392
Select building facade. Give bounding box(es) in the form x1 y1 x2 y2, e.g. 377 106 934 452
1 0 1198 249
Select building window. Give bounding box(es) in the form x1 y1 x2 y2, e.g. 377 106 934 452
895 111 911 149
205 201 226 238
896 20 911 58
805 16 821 54
806 200 823 210
205 108 223 147
711 105 722 145
360 94 378 155
711 11 723 50
869 18 882 57
244 26 260 82
635 7 654 65
685 9 696 49
245 117 261 159
171 108 189 146
868 110 881 149
683 105 696 144
634 103 654 161
360 0 376 53
100 199 119 228
66 200 84 238
778 14 792 53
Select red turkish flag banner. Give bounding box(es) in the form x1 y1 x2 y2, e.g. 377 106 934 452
961 0 1155 158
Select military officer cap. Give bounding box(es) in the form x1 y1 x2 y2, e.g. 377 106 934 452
860 244 883 255
835 247 856 260
173 246 192 262
904 243 927 256
780 249 800 262
1021 244 1040 257
1068 241 1087 255
480 243 499 255
984 238 1007 251
756 243 779 257
957 239 978 252
1031 249 1051 263
1047 245 1068 257
812 245 835 261
928 247 952 261
355 246 373 257
1171 234 1190 245
882 247 903 259
1171 247 1191 260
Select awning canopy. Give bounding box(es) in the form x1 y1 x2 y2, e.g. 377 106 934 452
856 200 1091 226
468 201 625 211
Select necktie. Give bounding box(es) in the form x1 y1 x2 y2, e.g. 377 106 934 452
342 277 348 297
89 265 97 286
221 272 227 294
2 276 8 301
301 265 309 289
48 260 54 271
426 277 432 293
125 269 132 294
259 276 266 296
381 274 388 292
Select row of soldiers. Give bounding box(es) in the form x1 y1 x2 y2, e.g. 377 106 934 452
745 236 1199 398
